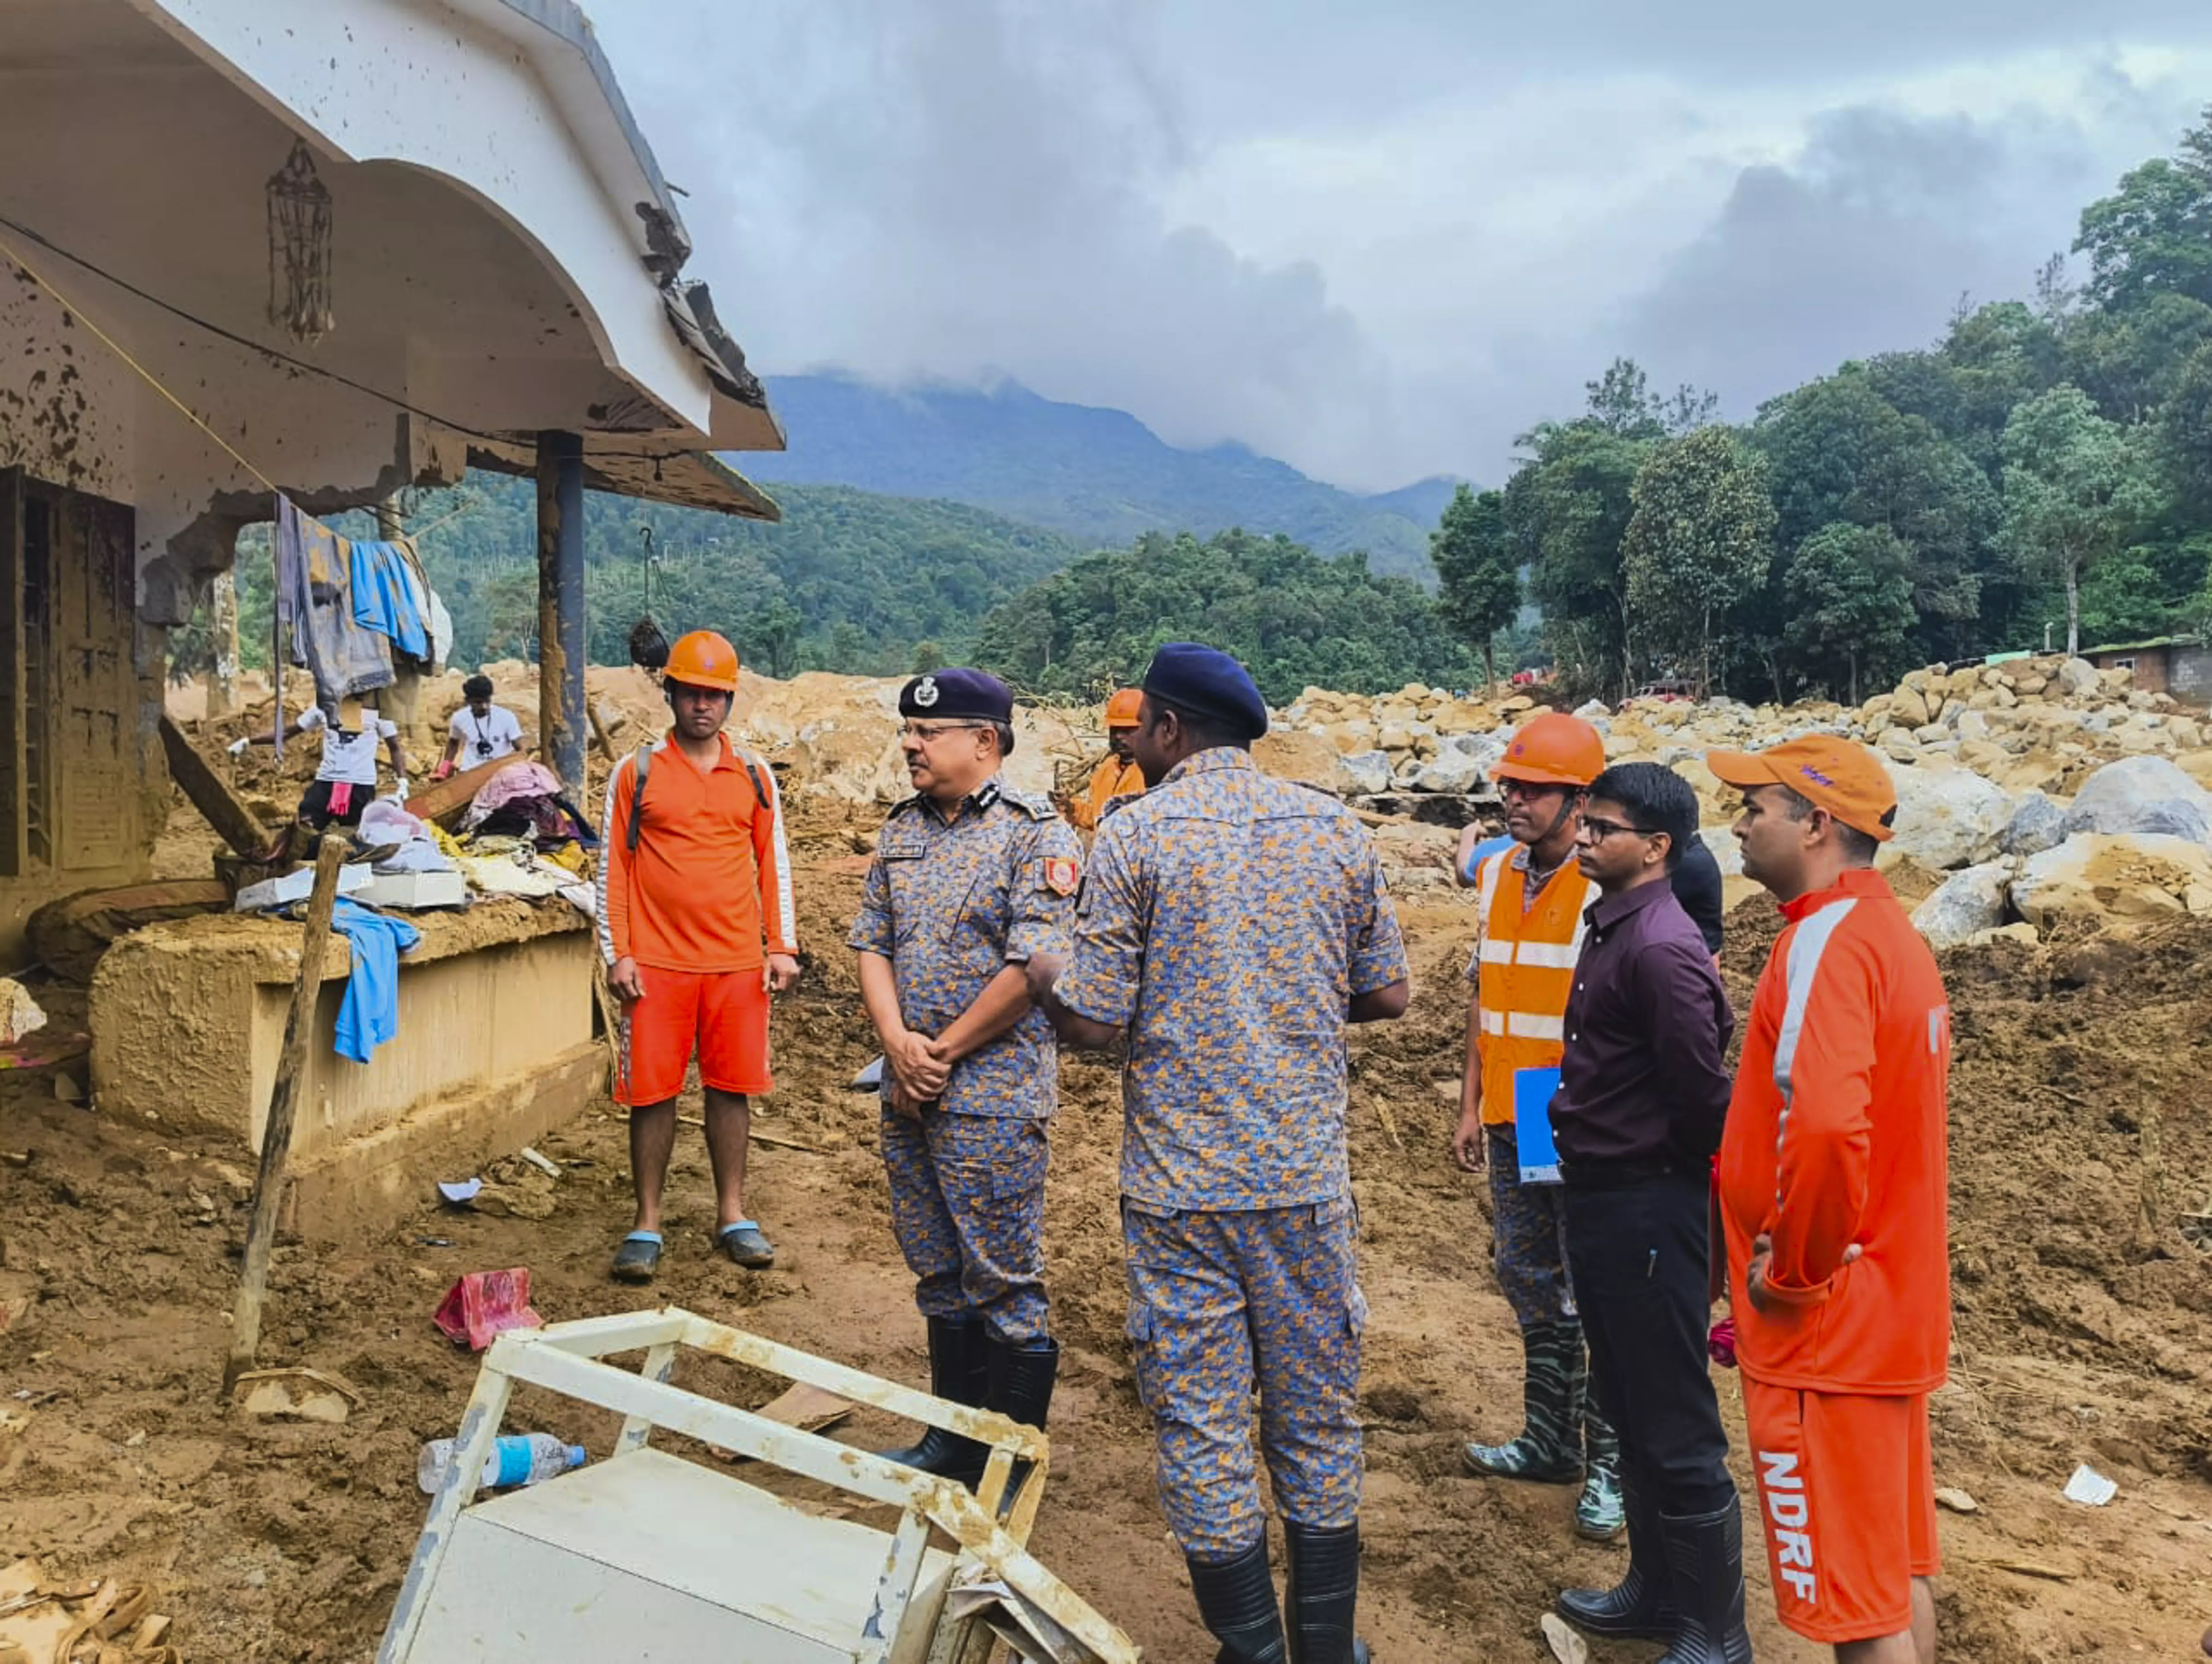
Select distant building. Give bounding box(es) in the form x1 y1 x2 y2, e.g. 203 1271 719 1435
2082 636 2212 704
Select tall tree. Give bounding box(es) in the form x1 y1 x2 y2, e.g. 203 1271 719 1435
2074 107 2212 313
1999 385 2166 654
1429 485 1520 692
1782 523 1918 707
1621 427 1777 695
1515 414 1655 697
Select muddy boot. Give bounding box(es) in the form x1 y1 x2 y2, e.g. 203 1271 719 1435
1574 1402 1626 1541
1188 1535 1288 1664
1559 1475 1678 1639
1283 1519 1372 1664
878 1317 988 1487
1463 1320 1583 1484
985 1335 1059 1512
1655 1501 1753 1664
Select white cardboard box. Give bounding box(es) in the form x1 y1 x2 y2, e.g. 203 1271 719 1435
234 862 374 912
355 870 469 910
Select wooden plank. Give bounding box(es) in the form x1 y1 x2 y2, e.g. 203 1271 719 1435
224 836 346 1392
406 754 528 829
159 715 277 862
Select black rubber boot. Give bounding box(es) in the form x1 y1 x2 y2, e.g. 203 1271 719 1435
1188 1535 1289 1664
877 1317 988 1485
1463 1320 1585 1484
1655 1501 1754 1664
1558 1475 1678 1639
986 1335 1059 1512
1282 1519 1372 1664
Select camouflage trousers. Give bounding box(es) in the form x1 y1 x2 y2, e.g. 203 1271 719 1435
1123 1197 1365 1562
881 1107 1050 1344
1488 1125 1578 1329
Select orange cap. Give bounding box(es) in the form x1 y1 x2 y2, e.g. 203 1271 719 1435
1104 688 1143 728
1706 736 1896 842
1492 712 1606 788
664 629 741 693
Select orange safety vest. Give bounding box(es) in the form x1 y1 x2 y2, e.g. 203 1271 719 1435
1473 849 1592 1127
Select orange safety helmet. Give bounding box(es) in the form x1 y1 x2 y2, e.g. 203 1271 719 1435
1492 711 1606 788
1104 688 1143 729
663 629 741 693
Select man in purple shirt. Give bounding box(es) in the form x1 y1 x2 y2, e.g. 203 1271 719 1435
1550 763 1749 1664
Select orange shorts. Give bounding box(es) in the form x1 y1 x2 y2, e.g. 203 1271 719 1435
617 967 771 1105
1743 1378 1940 1645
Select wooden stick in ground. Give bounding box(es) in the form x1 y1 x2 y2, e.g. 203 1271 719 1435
224 835 348 1395
587 699 619 761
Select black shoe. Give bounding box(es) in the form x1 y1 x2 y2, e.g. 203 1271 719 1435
985 1336 1059 1513
1655 1501 1753 1664
1188 1535 1288 1664
877 1317 988 1486
1283 1519 1372 1664
1559 1476 1678 1639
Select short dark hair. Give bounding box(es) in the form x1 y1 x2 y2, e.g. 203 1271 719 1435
991 720 1017 758
1775 785 1880 865
1589 762 1699 873
463 674 494 701
1145 698 1245 753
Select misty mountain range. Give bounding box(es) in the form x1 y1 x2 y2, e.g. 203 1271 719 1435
732 374 1462 579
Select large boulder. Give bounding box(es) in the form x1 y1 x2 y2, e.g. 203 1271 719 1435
1911 862 2013 948
2011 834 2212 929
1888 762 2013 870
2059 657 2102 697
2061 755 2212 842
1253 728 1358 796
1413 732 1505 794
2000 792 2069 858
1338 750 1394 797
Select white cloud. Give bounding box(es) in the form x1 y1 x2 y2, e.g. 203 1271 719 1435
592 3 2212 491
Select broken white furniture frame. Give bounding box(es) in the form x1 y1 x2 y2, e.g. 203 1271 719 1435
376 1306 1137 1664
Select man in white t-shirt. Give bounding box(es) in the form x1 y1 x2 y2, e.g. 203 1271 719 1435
433 674 527 780
234 698 406 829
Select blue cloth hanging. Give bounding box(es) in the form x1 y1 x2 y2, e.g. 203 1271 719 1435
329 898 420 1064
350 539 430 659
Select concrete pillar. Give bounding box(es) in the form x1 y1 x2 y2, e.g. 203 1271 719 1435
535 431 587 802
206 570 240 719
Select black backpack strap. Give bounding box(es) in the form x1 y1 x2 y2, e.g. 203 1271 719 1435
626 743 653 855
744 760 769 812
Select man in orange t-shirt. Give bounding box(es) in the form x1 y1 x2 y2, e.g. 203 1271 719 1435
596 630 800 1282
1070 688 1146 832
1707 737 1951 1664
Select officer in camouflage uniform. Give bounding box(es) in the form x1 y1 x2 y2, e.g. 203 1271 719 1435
853 668 1082 1485
1031 643 1411 1664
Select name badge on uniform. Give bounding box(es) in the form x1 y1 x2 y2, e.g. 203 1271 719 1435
1041 856 1080 896
1513 1066 1564 1186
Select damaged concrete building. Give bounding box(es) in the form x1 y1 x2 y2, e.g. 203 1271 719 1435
0 0 782 1220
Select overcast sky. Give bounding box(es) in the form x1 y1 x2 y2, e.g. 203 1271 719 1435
594 3 2212 493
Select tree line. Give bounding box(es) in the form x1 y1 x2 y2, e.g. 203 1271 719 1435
1433 107 2212 705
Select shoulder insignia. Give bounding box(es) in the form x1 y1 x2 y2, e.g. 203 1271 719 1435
998 788 1055 820
1098 792 1141 823
1042 855 1081 896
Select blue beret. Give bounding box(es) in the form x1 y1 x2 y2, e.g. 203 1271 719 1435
1141 642 1269 741
900 667 1013 725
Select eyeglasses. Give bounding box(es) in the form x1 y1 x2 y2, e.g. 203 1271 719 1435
1580 815 1659 841
1499 779 1571 803
901 721 989 743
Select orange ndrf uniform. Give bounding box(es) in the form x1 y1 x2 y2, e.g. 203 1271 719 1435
1075 755 1145 831
1718 866 1951 1644
595 733 798 1105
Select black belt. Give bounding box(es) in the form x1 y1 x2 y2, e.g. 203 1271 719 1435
1558 1157 1683 1190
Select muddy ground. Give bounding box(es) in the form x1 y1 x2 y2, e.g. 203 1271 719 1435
4 817 2212 1660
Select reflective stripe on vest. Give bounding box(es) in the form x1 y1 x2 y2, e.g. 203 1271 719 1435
1473 849 1592 1126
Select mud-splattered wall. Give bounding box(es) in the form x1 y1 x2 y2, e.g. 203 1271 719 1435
0 273 137 504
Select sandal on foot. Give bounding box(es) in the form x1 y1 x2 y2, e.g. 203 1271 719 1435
611 1231 663 1284
717 1221 775 1269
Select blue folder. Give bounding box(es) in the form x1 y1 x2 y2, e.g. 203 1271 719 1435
1514 1065 1564 1185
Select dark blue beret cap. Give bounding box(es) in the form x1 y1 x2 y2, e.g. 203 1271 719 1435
1141 642 1269 740
899 667 1013 724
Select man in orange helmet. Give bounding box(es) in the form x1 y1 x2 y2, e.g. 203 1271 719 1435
1709 738 1949 1664
1070 688 1146 831
1448 711 1625 1541
596 629 800 1282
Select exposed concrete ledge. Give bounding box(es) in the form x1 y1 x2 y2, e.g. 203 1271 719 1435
91 898 600 1232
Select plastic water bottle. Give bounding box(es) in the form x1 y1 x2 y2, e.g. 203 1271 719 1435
417 1433 586 1495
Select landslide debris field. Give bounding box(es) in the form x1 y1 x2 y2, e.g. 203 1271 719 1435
5 663 2212 1659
